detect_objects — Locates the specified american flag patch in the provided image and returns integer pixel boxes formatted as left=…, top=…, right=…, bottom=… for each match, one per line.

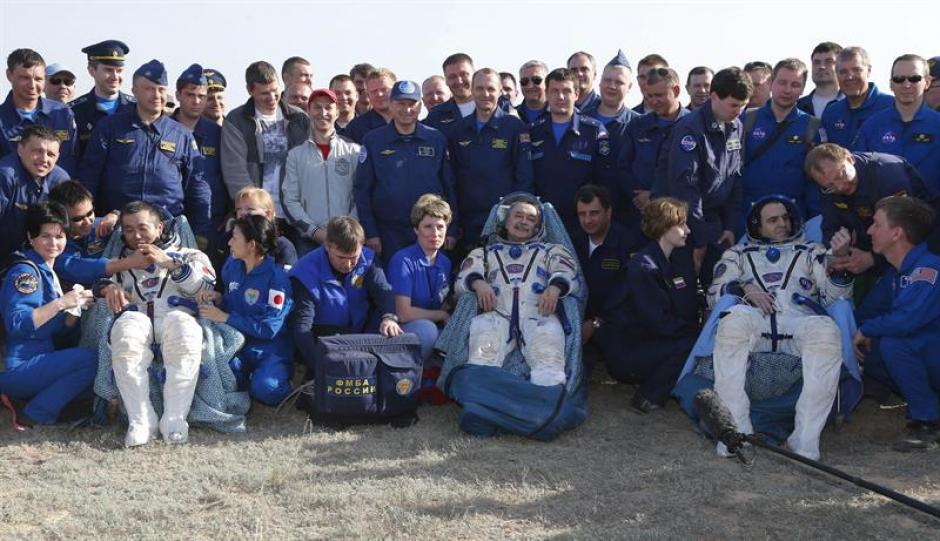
left=906, top=267, right=938, bottom=286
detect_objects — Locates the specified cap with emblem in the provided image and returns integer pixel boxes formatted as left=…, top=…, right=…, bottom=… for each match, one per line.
left=204, top=68, right=227, bottom=91
left=607, top=49, right=632, bottom=70
left=177, top=63, right=207, bottom=87
left=390, top=80, right=421, bottom=101
left=309, top=88, right=337, bottom=105
left=134, top=59, right=168, bottom=86
left=81, top=39, right=129, bottom=66
left=45, top=64, right=75, bottom=79
left=929, top=57, right=940, bottom=81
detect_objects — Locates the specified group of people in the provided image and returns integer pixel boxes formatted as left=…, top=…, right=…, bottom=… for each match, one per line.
left=1, top=38, right=939, bottom=458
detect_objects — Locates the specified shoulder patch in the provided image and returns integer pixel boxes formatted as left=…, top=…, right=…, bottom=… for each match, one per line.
left=14, top=272, right=39, bottom=294
left=358, top=146, right=368, bottom=164
left=680, top=135, right=697, bottom=152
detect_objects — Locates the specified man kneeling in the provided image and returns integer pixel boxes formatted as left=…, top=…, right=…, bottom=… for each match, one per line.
left=709, top=195, right=852, bottom=459
left=455, top=195, right=579, bottom=386
left=95, top=201, right=215, bottom=446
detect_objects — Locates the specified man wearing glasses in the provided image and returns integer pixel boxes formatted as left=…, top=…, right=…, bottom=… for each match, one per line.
left=856, top=54, right=940, bottom=194
left=44, top=64, right=76, bottom=104
left=632, top=54, right=669, bottom=114
left=805, top=143, right=929, bottom=278
left=515, top=60, right=549, bottom=125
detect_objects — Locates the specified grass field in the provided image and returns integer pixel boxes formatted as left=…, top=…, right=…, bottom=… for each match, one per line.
left=1, top=370, right=938, bottom=540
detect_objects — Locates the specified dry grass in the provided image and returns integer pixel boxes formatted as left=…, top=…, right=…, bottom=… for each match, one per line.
left=1, top=370, right=938, bottom=540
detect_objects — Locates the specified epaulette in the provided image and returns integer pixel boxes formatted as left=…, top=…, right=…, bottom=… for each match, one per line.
left=68, top=95, right=89, bottom=108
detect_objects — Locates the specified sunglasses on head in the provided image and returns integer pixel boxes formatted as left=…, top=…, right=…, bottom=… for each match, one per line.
left=520, top=76, right=543, bottom=87
left=49, top=77, right=75, bottom=86
left=891, top=75, right=923, bottom=84
left=70, top=209, right=94, bottom=223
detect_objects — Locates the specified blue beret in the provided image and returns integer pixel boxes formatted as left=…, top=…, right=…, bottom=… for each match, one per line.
left=134, top=59, right=168, bottom=86
left=607, top=49, right=632, bottom=70
left=177, top=63, right=207, bottom=87
left=204, top=68, right=227, bottom=91
left=390, top=80, right=421, bottom=101
left=81, top=40, right=129, bottom=66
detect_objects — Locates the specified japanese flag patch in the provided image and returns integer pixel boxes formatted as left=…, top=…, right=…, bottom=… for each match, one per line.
left=268, top=289, right=286, bottom=310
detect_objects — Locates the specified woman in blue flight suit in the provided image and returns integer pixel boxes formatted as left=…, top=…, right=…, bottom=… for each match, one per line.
left=0, top=202, right=97, bottom=428
left=593, top=197, right=700, bottom=413
left=197, top=214, right=293, bottom=406
left=387, top=194, right=453, bottom=362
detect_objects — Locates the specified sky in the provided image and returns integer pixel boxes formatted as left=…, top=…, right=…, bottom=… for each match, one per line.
left=1, top=0, right=938, bottom=106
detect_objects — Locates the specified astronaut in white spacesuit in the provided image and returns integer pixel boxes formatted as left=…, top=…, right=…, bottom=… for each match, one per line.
left=455, top=194, right=580, bottom=386
left=708, top=195, right=853, bottom=460
left=95, top=201, right=215, bottom=447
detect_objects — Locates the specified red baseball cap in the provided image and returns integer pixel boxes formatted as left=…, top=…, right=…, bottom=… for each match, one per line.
left=308, top=88, right=337, bottom=106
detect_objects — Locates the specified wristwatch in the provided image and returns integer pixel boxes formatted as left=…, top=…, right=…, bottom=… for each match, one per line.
left=381, top=313, right=400, bottom=323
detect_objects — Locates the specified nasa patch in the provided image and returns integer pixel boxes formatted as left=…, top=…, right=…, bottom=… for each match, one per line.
left=881, top=131, right=897, bottom=145
left=358, top=146, right=368, bottom=164
left=680, top=135, right=697, bottom=152
left=752, top=127, right=767, bottom=140
left=714, top=263, right=727, bottom=278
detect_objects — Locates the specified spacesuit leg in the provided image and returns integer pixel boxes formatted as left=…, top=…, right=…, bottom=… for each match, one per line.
left=157, top=310, right=203, bottom=444
left=786, top=315, right=842, bottom=460
left=110, top=311, right=159, bottom=447
left=468, top=312, right=512, bottom=368
left=713, top=306, right=765, bottom=437
left=521, top=315, right=567, bottom=386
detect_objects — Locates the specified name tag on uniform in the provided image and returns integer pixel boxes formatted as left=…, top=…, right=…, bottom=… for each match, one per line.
left=672, top=276, right=687, bottom=289
left=786, top=135, right=804, bottom=144
left=201, top=145, right=217, bottom=156
left=159, top=140, right=177, bottom=152
left=726, top=138, right=742, bottom=151
left=569, top=151, right=592, bottom=162
left=491, top=138, right=508, bottom=149
left=913, top=133, right=934, bottom=144
left=54, top=130, right=70, bottom=142
left=600, top=259, right=621, bottom=271
left=115, top=138, right=134, bottom=144
left=417, top=146, right=435, bottom=157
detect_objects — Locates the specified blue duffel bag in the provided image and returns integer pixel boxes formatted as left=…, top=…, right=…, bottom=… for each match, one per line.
left=295, top=333, right=423, bottom=427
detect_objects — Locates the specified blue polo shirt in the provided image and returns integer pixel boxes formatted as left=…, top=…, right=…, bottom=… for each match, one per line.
left=856, top=102, right=940, bottom=193
left=387, top=243, right=451, bottom=310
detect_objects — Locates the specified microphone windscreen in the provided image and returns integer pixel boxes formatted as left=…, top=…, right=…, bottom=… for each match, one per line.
left=693, top=389, right=742, bottom=448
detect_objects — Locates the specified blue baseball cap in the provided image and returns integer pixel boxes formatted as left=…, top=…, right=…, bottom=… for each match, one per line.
left=134, top=59, right=168, bottom=86
left=204, top=68, right=227, bottom=91
left=390, top=80, right=421, bottom=101
left=177, top=63, right=207, bottom=87
left=45, top=64, right=75, bottom=79
left=81, top=40, right=129, bottom=66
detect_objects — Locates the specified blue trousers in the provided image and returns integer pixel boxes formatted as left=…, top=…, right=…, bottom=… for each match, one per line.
left=402, top=319, right=439, bottom=361
left=0, top=348, right=97, bottom=423
left=867, top=333, right=940, bottom=422
left=229, top=345, right=293, bottom=406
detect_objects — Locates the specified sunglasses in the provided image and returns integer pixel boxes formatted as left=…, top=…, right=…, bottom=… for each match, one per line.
left=49, top=77, right=75, bottom=86
left=520, top=76, right=543, bottom=87
left=891, top=75, right=924, bottom=84
left=70, top=209, right=94, bottom=223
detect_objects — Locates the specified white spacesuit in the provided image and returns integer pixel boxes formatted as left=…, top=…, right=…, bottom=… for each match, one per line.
left=107, top=233, right=215, bottom=446
left=708, top=196, right=852, bottom=460
left=455, top=196, right=580, bottom=386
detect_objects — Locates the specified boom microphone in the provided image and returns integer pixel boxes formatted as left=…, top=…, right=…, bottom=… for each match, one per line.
left=692, top=389, right=940, bottom=521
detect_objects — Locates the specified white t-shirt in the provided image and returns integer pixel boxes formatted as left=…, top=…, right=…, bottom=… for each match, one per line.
left=457, top=100, right=476, bottom=117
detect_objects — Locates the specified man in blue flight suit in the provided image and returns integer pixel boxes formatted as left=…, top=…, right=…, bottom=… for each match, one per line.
left=1, top=48, right=78, bottom=175
left=662, top=66, right=752, bottom=286
left=515, top=60, right=549, bottom=125
left=424, top=53, right=477, bottom=138
left=739, top=58, right=821, bottom=235
left=821, top=46, right=893, bottom=149
left=806, top=143, right=929, bottom=278
left=632, top=54, right=670, bottom=115
left=568, top=51, right=601, bottom=112
left=581, top=50, right=639, bottom=166
left=619, top=67, right=690, bottom=230
left=171, top=64, right=228, bottom=269
left=856, top=54, right=940, bottom=193
left=355, top=79, right=458, bottom=263
left=573, top=184, right=637, bottom=345
left=288, top=216, right=402, bottom=370
left=530, top=68, right=614, bottom=239
left=854, top=196, right=940, bottom=451
left=0, top=126, right=69, bottom=264
left=68, top=40, right=135, bottom=160
left=77, top=59, right=211, bottom=241
left=448, top=68, right=532, bottom=252
left=202, top=68, right=226, bottom=126
left=343, top=68, right=395, bottom=144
